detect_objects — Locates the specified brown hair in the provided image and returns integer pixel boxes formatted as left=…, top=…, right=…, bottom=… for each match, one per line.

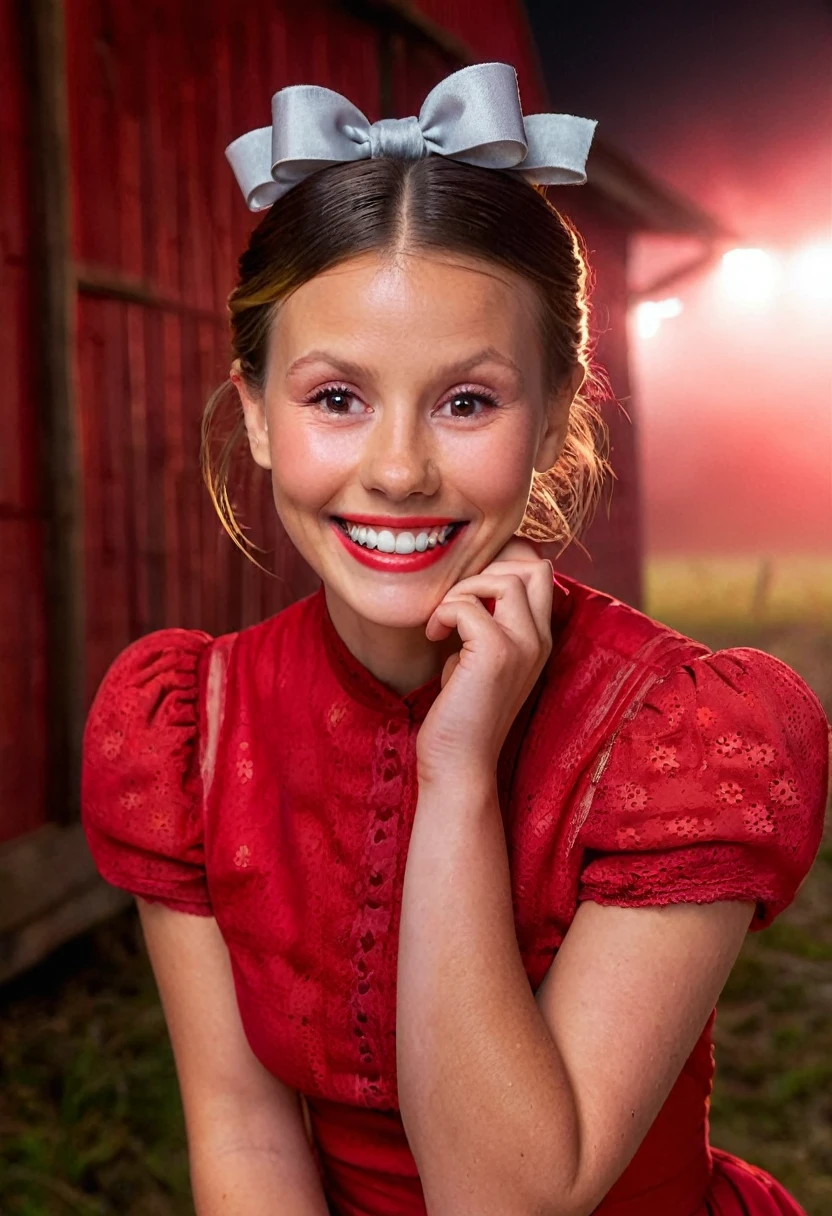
left=202, top=155, right=612, bottom=562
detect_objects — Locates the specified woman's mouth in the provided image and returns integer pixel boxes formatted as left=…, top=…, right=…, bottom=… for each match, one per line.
left=330, top=516, right=468, bottom=572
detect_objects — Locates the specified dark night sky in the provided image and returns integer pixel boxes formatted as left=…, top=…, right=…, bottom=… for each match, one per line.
left=525, top=0, right=832, bottom=243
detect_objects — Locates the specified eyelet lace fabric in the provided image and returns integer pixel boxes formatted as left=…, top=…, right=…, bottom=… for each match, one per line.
left=81, top=627, right=214, bottom=917
left=80, top=578, right=830, bottom=1216
left=578, top=647, right=830, bottom=930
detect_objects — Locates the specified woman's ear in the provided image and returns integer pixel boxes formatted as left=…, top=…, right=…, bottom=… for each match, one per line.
left=533, top=364, right=586, bottom=474
left=231, top=360, right=272, bottom=471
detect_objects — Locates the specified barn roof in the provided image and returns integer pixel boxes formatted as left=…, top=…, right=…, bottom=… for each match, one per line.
left=584, top=140, right=732, bottom=240
left=349, top=0, right=731, bottom=239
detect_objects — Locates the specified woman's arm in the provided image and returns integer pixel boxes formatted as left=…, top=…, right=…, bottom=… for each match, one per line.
left=397, top=776, right=752, bottom=1216
left=137, top=899, right=330, bottom=1216
left=399, top=545, right=753, bottom=1216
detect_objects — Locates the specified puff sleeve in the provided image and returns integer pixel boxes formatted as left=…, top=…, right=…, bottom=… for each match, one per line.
left=81, top=629, right=214, bottom=916
left=577, top=648, right=830, bottom=930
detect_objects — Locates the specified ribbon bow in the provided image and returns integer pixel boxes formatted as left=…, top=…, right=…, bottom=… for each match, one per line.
left=226, top=61, right=597, bottom=211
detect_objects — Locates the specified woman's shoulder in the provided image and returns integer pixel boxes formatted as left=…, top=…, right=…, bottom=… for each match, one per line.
left=221, top=585, right=325, bottom=667
left=561, top=583, right=830, bottom=930
left=79, top=589, right=325, bottom=913
left=550, top=574, right=829, bottom=745
left=539, top=575, right=713, bottom=731
left=84, top=626, right=215, bottom=744
left=81, top=627, right=215, bottom=915
left=532, top=577, right=830, bottom=929
left=550, top=574, right=710, bottom=670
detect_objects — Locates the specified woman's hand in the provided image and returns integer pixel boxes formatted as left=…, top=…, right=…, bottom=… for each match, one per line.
left=416, top=538, right=554, bottom=787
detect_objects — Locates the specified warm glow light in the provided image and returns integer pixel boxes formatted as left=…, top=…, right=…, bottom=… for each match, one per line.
left=720, top=248, right=780, bottom=303
left=635, top=297, right=683, bottom=339
left=790, top=243, right=832, bottom=301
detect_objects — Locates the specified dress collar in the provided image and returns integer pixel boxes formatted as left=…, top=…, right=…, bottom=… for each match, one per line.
left=315, top=586, right=442, bottom=723
left=314, top=576, right=575, bottom=726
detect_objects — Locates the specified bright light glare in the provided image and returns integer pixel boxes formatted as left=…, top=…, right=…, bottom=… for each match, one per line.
left=790, top=244, right=832, bottom=300
left=636, top=297, right=683, bottom=339
left=720, top=248, right=780, bottom=303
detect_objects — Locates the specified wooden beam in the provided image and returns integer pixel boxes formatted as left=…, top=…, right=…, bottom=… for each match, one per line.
left=76, top=262, right=225, bottom=324
left=629, top=246, right=721, bottom=303
left=340, top=0, right=474, bottom=64
left=0, top=823, right=131, bottom=984
left=23, top=0, right=84, bottom=826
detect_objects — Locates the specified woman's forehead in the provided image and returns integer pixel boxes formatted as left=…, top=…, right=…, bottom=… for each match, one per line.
left=271, top=251, right=541, bottom=370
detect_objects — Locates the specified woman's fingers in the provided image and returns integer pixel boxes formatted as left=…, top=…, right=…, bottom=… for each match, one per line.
left=426, top=592, right=503, bottom=643
left=440, top=650, right=461, bottom=690
left=444, top=562, right=553, bottom=642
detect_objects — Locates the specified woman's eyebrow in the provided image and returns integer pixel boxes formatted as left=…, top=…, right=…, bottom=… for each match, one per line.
left=286, top=346, right=523, bottom=383
left=286, top=351, right=372, bottom=380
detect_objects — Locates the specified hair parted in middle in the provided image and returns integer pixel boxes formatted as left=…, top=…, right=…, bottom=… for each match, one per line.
left=202, top=154, right=613, bottom=566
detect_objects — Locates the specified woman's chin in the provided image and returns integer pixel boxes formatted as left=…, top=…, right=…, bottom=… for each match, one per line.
left=341, top=589, right=442, bottom=632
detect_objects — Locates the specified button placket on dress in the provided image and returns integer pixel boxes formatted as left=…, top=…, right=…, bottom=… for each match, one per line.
left=347, top=710, right=412, bottom=1103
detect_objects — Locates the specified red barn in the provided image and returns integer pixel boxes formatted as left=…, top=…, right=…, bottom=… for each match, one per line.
left=0, top=0, right=722, bottom=979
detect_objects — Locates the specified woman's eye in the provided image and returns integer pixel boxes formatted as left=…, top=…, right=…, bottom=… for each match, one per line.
left=437, top=391, right=500, bottom=419
left=307, top=387, right=363, bottom=415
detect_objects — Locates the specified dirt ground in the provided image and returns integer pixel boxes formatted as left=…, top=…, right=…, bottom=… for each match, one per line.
left=2, top=557, right=830, bottom=1214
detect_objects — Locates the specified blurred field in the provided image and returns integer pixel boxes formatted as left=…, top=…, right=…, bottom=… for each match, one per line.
left=1, top=554, right=830, bottom=1214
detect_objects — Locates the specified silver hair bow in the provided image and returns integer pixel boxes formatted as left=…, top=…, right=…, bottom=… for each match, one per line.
left=226, top=61, right=597, bottom=211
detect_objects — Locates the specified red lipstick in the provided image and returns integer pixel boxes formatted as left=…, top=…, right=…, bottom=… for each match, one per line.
left=333, top=514, right=459, bottom=528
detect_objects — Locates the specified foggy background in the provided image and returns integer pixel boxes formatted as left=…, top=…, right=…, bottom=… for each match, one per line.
left=528, top=0, right=832, bottom=554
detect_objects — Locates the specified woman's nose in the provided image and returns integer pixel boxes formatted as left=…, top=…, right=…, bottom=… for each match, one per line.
left=359, top=410, right=440, bottom=500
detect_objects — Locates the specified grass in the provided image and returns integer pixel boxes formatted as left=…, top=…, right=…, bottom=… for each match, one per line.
left=0, top=915, right=192, bottom=1215
left=1, top=553, right=830, bottom=1214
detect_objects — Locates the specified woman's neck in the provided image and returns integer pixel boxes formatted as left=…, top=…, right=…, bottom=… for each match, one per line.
left=324, top=585, right=458, bottom=697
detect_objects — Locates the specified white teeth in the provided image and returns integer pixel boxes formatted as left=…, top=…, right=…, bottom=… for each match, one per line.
left=395, top=532, right=416, bottom=554
left=341, top=520, right=460, bottom=552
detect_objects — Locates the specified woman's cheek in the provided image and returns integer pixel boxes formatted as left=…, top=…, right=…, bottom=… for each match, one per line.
left=268, top=415, right=359, bottom=515
left=452, top=430, right=536, bottom=519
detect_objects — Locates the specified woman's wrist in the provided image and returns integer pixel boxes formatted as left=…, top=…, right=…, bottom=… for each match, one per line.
left=415, top=762, right=499, bottom=808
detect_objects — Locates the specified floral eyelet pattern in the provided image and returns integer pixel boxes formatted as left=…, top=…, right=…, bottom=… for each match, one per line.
left=579, top=647, right=829, bottom=929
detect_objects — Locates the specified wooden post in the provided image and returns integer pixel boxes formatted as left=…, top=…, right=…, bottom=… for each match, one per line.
left=22, top=0, right=84, bottom=825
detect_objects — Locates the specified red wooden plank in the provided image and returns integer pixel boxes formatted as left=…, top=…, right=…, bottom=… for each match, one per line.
left=124, top=303, right=150, bottom=637
left=0, top=0, right=48, bottom=844
left=0, top=520, right=48, bottom=843
left=160, top=312, right=184, bottom=627
left=76, top=296, right=107, bottom=703
left=0, top=0, right=30, bottom=259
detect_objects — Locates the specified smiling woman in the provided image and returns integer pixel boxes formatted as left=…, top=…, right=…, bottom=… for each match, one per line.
left=80, top=63, right=829, bottom=1216
left=204, top=149, right=610, bottom=566
left=230, top=244, right=589, bottom=652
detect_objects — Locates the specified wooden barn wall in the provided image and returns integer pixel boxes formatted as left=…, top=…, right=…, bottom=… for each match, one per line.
left=1, top=0, right=640, bottom=851
left=0, top=0, right=48, bottom=844
left=66, top=0, right=382, bottom=709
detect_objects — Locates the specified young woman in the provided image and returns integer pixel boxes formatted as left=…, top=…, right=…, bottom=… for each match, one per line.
left=81, top=64, right=829, bottom=1216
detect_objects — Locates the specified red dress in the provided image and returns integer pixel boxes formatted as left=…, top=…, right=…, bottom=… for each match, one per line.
left=81, top=576, right=829, bottom=1216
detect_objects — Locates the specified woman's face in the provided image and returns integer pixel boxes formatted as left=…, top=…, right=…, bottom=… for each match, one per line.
left=239, top=250, right=574, bottom=630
